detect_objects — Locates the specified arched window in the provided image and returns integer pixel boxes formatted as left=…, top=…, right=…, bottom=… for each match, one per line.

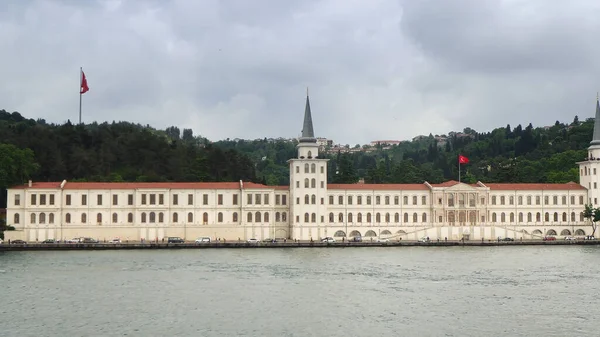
left=158, top=212, right=164, bottom=223
left=553, top=212, right=558, bottom=222
left=304, top=195, right=309, bottom=204
left=413, top=213, right=418, bottom=223
left=492, top=213, right=497, bottom=222
left=395, top=213, right=399, bottom=223
left=311, top=213, right=316, bottom=223
left=49, top=213, right=54, bottom=224
left=311, top=195, right=316, bottom=204
left=187, top=212, right=193, bottom=223
left=218, top=212, right=223, bottom=223
left=311, top=178, right=316, bottom=188
left=367, top=213, right=372, bottom=223
left=141, top=212, right=147, bottom=223
left=376, top=196, right=381, bottom=205
left=30, top=213, right=37, bottom=224
left=527, top=212, right=532, bottom=222
left=311, top=163, right=316, bottom=173
left=545, top=212, right=550, bottom=222
left=329, top=213, right=334, bottom=222
left=338, top=213, right=344, bottom=222
left=501, top=213, right=506, bottom=222
left=233, top=212, right=238, bottom=222
left=304, top=163, right=309, bottom=173
left=385, top=213, right=390, bottom=223
left=255, top=211, right=261, bottom=222
left=128, top=213, right=134, bottom=223
left=404, top=213, right=409, bottom=223
left=247, top=212, right=253, bottom=222
left=276, top=212, right=281, bottom=222
left=357, top=213, right=363, bottom=223
left=39, top=213, right=46, bottom=224
left=562, top=212, right=567, bottom=222
left=304, top=178, right=309, bottom=188
left=149, top=212, right=156, bottom=223
left=385, top=196, right=390, bottom=205
left=172, top=212, right=178, bottom=223
left=375, top=213, right=381, bottom=223
left=304, top=213, right=309, bottom=222
left=518, top=212, right=523, bottom=223
left=112, top=213, right=118, bottom=223
left=14, top=213, right=20, bottom=224
left=348, top=213, right=353, bottom=222
left=264, top=212, right=270, bottom=222
left=422, top=213, right=427, bottom=222
left=81, top=213, right=87, bottom=223
left=65, top=213, right=71, bottom=224
left=307, top=151, right=312, bottom=158
left=509, top=213, right=514, bottom=223
left=282, top=212, right=287, bottom=221
left=403, top=196, right=408, bottom=205
left=536, top=212, right=541, bottom=222
left=97, top=213, right=102, bottom=223
left=571, top=212, right=576, bottom=222
left=203, top=212, right=209, bottom=224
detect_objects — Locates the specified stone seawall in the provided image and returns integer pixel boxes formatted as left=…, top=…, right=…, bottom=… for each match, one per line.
left=1, top=240, right=599, bottom=251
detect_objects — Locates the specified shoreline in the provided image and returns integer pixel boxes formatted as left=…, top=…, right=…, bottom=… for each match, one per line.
left=1, top=239, right=599, bottom=251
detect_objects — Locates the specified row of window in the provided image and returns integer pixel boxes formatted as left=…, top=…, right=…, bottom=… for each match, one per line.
left=295, top=163, right=325, bottom=174
left=489, top=195, right=585, bottom=206
left=295, top=178, right=325, bottom=189
left=328, top=195, right=428, bottom=206
left=20, top=193, right=288, bottom=207
left=17, top=211, right=289, bottom=225
left=582, top=166, right=596, bottom=176
left=490, top=211, right=585, bottom=223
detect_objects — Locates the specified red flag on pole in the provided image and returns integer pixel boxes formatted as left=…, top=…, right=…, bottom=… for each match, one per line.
left=80, top=71, right=89, bottom=94
left=458, top=154, right=469, bottom=164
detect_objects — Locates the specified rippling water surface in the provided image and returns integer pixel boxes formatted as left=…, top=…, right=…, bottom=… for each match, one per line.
left=2, top=246, right=599, bottom=337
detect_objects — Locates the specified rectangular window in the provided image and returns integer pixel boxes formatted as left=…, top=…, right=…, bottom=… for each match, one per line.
left=172, top=194, right=178, bottom=205
left=49, top=194, right=55, bottom=205
left=571, top=196, right=575, bottom=205
left=296, top=197, right=300, bottom=205
left=141, top=194, right=147, bottom=205
left=536, top=196, right=541, bottom=205
left=339, top=196, right=343, bottom=205
left=233, top=194, right=238, bottom=205
left=97, top=194, right=103, bottom=206
left=255, top=194, right=261, bottom=205
left=320, top=198, right=324, bottom=205
left=247, top=194, right=252, bottom=205
left=412, top=196, right=417, bottom=205
left=31, top=194, right=37, bottom=205
left=320, top=181, right=324, bottom=188
left=81, top=195, right=87, bottom=206
left=40, top=194, right=46, bottom=205
left=394, top=196, right=399, bottom=205
left=282, top=195, right=287, bottom=205
left=113, top=195, right=118, bottom=206
left=329, top=196, right=334, bottom=204
left=275, top=195, right=281, bottom=205
left=422, top=196, right=427, bottom=205
left=553, top=196, right=558, bottom=204
left=218, top=194, right=223, bottom=205
left=65, top=194, right=71, bottom=205
left=357, top=196, right=362, bottom=205
left=264, top=194, right=269, bottom=205
left=580, top=196, right=584, bottom=205
left=203, top=194, right=209, bottom=205
left=15, top=194, right=21, bottom=206
left=348, top=196, right=353, bottom=205
left=150, top=194, right=156, bottom=205
left=159, top=194, right=164, bottom=205
left=188, top=194, right=193, bottom=205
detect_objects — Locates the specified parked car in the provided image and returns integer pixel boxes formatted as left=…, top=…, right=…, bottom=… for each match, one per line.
left=501, top=237, right=515, bottom=242
left=168, top=237, right=185, bottom=243
left=195, top=237, right=211, bottom=244
left=564, top=236, right=575, bottom=241
left=322, top=237, right=335, bottom=243
left=246, top=238, right=259, bottom=244
left=377, top=238, right=390, bottom=243
left=81, top=237, right=99, bottom=243
left=109, top=238, right=122, bottom=244
left=262, top=238, right=277, bottom=243
left=419, top=237, right=430, bottom=243
left=42, top=239, right=57, bottom=244
left=543, top=236, right=556, bottom=241
left=11, top=239, right=26, bottom=244
left=350, top=236, right=362, bottom=242
left=67, top=238, right=81, bottom=243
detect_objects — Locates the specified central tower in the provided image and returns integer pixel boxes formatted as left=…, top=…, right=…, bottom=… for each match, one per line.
left=288, top=91, right=329, bottom=240
left=578, top=97, right=600, bottom=206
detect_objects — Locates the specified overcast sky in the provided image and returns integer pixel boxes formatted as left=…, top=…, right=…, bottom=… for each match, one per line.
left=1, top=0, right=600, bottom=145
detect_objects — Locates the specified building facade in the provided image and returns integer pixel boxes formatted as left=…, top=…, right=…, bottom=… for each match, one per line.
left=4, top=97, right=598, bottom=242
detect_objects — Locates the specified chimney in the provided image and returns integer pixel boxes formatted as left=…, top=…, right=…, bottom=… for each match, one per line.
left=358, top=178, right=365, bottom=184
left=28, top=180, right=32, bottom=188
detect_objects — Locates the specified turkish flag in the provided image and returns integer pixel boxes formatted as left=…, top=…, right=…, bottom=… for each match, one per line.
left=80, top=71, right=89, bottom=94
left=458, top=154, right=469, bottom=164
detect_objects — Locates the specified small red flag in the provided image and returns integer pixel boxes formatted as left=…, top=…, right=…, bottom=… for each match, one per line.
left=458, top=154, right=469, bottom=164
left=80, top=71, right=89, bottom=94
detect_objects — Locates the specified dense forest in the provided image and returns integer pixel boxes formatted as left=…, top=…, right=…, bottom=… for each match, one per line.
left=0, top=109, right=593, bottom=211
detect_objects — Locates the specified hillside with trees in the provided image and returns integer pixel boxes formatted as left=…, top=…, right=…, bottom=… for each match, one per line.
left=0, top=109, right=593, bottom=210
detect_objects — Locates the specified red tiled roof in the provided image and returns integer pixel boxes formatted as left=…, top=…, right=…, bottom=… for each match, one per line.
left=327, top=183, right=429, bottom=191
left=11, top=181, right=287, bottom=190
left=483, top=182, right=586, bottom=191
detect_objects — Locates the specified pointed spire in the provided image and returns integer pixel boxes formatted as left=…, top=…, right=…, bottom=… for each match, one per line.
left=300, top=89, right=316, bottom=142
left=592, top=95, right=600, bottom=146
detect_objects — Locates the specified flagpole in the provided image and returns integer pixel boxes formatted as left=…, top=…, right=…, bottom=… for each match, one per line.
left=79, top=67, right=82, bottom=124
left=458, top=159, right=461, bottom=183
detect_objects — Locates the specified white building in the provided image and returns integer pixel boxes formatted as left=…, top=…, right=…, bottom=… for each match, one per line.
left=4, top=96, right=598, bottom=242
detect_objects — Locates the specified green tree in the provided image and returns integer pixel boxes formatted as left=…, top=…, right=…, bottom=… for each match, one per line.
left=583, top=204, right=599, bottom=237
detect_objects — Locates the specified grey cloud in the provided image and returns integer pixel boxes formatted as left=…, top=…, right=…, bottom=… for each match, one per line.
left=0, top=0, right=598, bottom=145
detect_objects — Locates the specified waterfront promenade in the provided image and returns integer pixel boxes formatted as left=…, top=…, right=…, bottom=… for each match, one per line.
left=1, top=238, right=599, bottom=251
